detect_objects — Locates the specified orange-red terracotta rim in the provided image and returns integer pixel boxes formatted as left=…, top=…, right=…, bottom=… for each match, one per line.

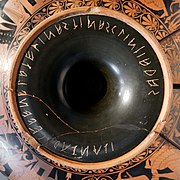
left=8, top=7, right=172, bottom=170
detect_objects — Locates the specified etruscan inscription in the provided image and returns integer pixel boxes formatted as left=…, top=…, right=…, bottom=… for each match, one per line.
left=15, top=14, right=164, bottom=163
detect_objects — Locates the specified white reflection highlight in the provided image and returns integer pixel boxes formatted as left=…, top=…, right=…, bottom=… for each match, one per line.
left=122, top=89, right=131, bottom=104
left=0, top=141, right=8, bottom=152
left=3, top=62, right=10, bottom=72
left=110, top=63, right=120, bottom=75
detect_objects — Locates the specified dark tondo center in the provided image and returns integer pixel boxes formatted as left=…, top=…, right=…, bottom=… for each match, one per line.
left=63, top=61, right=107, bottom=111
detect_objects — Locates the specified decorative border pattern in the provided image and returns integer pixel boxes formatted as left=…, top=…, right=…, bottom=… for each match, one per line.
left=0, top=0, right=179, bottom=179
left=1, top=7, right=173, bottom=177
left=11, top=0, right=171, bottom=49
left=160, top=30, right=180, bottom=84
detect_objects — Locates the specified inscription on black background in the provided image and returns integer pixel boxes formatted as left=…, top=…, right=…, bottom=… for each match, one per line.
left=16, top=14, right=164, bottom=163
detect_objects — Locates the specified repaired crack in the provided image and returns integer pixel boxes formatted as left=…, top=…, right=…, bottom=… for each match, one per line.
left=9, top=88, right=180, bottom=150
left=9, top=89, right=79, bottom=133
left=42, top=124, right=150, bottom=147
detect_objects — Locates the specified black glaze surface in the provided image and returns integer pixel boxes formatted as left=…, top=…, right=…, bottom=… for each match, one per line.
left=16, top=14, right=164, bottom=163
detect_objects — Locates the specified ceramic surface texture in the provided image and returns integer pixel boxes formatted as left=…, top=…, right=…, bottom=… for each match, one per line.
left=0, top=0, right=179, bottom=179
